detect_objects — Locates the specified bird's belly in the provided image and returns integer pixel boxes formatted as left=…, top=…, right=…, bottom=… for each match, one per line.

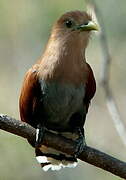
left=40, top=80, right=85, bottom=130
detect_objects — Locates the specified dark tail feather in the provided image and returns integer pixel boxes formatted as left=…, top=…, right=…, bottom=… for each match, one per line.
left=35, top=147, right=77, bottom=171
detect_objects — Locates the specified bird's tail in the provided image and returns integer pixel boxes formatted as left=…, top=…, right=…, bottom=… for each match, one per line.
left=35, top=131, right=78, bottom=171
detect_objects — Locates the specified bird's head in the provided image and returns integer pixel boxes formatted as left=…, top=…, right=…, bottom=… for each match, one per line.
left=50, top=11, right=98, bottom=50
left=40, top=11, right=98, bottom=81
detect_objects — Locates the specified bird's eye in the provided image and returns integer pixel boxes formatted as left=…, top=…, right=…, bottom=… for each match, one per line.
left=65, top=20, right=73, bottom=28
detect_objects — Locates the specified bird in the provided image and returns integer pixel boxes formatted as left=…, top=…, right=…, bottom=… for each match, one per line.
left=19, top=10, right=97, bottom=171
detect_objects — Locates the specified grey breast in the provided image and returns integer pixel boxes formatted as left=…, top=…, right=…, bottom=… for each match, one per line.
left=40, top=80, right=85, bottom=126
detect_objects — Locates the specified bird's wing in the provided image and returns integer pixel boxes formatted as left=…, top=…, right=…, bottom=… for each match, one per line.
left=19, top=65, right=42, bottom=128
left=84, top=63, right=96, bottom=113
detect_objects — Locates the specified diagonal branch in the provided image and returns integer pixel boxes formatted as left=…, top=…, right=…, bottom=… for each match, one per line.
left=87, top=0, right=126, bottom=147
left=0, top=114, right=126, bottom=179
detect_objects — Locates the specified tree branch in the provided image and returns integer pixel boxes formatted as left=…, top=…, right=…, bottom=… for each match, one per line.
left=87, top=0, right=126, bottom=147
left=0, top=114, right=126, bottom=179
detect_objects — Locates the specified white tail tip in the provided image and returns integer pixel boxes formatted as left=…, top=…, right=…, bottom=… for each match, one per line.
left=36, top=156, right=77, bottom=171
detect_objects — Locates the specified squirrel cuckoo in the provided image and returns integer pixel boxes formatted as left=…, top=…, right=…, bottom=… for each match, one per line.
left=19, top=11, right=97, bottom=171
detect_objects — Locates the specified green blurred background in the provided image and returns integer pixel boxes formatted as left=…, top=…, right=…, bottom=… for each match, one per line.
left=0, top=0, right=126, bottom=179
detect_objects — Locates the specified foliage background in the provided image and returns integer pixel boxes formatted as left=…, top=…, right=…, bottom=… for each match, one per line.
left=0, top=0, right=126, bottom=179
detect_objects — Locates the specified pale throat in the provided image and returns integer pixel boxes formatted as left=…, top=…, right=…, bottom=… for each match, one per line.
left=39, top=34, right=88, bottom=82
left=44, top=35, right=86, bottom=64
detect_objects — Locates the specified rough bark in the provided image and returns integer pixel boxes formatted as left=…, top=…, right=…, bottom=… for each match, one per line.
left=0, top=114, right=126, bottom=179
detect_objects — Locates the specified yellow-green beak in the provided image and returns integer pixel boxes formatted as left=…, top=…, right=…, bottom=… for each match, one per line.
left=74, top=21, right=98, bottom=31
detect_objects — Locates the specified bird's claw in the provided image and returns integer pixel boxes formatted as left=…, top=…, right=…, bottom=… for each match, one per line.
left=73, top=127, right=86, bottom=158
left=74, top=136, right=86, bottom=158
left=35, top=124, right=46, bottom=148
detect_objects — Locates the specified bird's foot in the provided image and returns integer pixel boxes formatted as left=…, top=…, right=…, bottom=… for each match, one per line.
left=35, top=124, right=46, bottom=148
left=74, top=128, right=86, bottom=158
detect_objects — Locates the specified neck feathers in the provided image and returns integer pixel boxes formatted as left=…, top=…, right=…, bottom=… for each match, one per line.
left=38, top=36, right=88, bottom=85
